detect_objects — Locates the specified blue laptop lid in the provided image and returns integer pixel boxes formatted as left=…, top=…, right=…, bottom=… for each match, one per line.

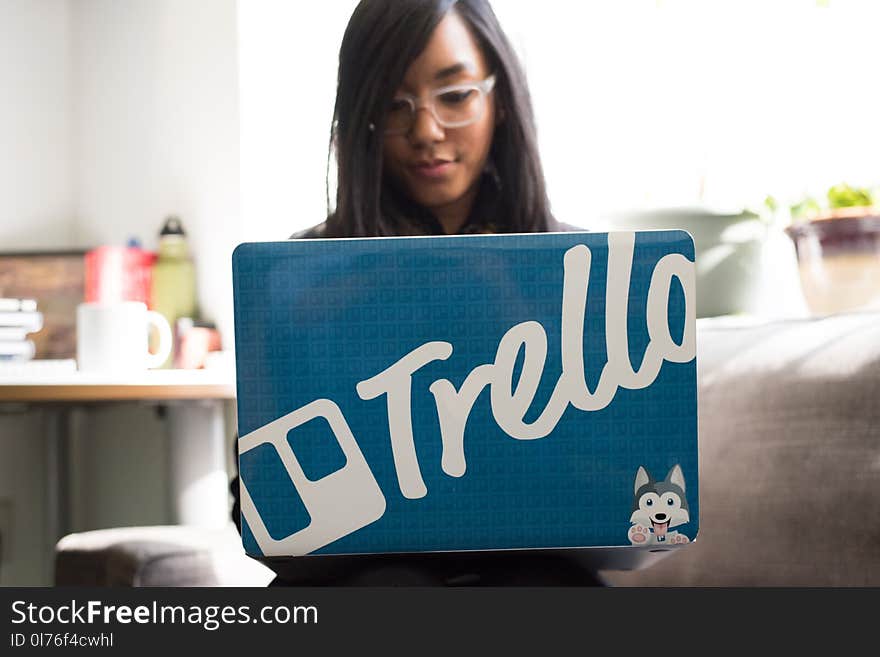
left=232, top=230, right=698, bottom=558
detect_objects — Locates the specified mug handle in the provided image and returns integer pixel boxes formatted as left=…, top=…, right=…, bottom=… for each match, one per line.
left=145, top=311, right=173, bottom=369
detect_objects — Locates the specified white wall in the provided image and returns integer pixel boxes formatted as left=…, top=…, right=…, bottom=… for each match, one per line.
left=74, top=0, right=241, bottom=344
left=496, top=0, right=880, bottom=222
left=238, top=0, right=356, bottom=240
left=1, top=0, right=242, bottom=337
left=0, top=0, right=75, bottom=251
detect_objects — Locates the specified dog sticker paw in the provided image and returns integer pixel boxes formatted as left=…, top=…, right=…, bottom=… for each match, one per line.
left=628, top=524, right=651, bottom=544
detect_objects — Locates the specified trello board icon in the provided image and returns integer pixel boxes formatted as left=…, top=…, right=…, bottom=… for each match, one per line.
left=232, top=231, right=698, bottom=558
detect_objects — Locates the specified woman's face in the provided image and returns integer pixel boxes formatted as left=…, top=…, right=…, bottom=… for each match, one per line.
left=382, top=12, right=497, bottom=229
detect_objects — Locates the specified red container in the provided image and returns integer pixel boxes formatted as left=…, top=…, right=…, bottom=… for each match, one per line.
left=84, top=246, right=157, bottom=306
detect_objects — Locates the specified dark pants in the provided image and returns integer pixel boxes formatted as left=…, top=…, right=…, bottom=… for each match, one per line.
left=265, top=551, right=604, bottom=587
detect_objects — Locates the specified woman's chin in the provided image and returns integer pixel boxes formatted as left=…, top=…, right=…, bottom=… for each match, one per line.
left=406, top=187, right=465, bottom=212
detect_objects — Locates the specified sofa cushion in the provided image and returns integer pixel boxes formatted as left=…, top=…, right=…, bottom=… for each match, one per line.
left=55, top=524, right=274, bottom=586
left=603, top=311, right=880, bottom=586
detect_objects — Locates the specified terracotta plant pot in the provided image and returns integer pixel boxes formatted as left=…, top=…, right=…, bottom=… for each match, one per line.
left=784, top=210, right=880, bottom=315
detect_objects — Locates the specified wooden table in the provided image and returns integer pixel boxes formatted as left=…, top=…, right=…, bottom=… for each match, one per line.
left=0, top=367, right=237, bottom=558
left=0, top=368, right=236, bottom=402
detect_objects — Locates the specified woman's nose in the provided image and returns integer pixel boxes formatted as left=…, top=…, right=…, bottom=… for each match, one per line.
left=408, top=106, right=445, bottom=145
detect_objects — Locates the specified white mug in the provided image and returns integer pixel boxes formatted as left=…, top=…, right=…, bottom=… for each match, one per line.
left=76, top=301, right=172, bottom=372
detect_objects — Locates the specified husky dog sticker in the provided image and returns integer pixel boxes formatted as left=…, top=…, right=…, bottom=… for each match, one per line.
left=628, top=465, right=690, bottom=545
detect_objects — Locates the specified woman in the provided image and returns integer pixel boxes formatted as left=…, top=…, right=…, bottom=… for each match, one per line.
left=232, top=0, right=597, bottom=585
left=314, top=0, right=556, bottom=238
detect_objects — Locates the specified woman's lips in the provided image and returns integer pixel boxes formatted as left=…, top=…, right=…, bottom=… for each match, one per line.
left=410, top=160, right=455, bottom=180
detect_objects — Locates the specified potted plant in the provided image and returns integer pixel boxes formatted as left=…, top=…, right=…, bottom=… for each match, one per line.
left=784, top=183, right=880, bottom=315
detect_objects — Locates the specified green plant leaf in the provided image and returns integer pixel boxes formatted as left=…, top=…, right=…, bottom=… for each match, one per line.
left=827, top=183, right=874, bottom=209
left=789, top=197, right=822, bottom=221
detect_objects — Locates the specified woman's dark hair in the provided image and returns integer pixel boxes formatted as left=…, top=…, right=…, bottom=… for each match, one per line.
left=324, top=0, right=556, bottom=237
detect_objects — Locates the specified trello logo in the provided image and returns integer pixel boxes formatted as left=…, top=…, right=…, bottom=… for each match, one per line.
left=239, top=399, right=386, bottom=557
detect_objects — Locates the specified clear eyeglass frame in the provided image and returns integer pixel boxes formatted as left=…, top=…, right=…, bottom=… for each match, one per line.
left=382, top=74, right=497, bottom=136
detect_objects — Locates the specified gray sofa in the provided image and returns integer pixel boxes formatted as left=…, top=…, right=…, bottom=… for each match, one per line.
left=55, top=311, right=880, bottom=586
left=606, top=310, right=880, bottom=586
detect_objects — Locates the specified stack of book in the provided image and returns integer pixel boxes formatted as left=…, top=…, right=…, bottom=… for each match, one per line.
left=0, top=298, right=43, bottom=361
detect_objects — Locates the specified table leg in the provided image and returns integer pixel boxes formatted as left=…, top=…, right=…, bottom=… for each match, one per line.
left=43, top=406, right=70, bottom=572
left=166, top=399, right=229, bottom=527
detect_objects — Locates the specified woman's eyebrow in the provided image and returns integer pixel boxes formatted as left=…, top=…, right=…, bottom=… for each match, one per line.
left=433, top=62, right=475, bottom=81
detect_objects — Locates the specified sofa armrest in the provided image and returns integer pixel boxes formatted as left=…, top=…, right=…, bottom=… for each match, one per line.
left=55, top=524, right=274, bottom=587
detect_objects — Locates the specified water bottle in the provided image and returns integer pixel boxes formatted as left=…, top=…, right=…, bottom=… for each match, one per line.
left=150, top=216, right=197, bottom=368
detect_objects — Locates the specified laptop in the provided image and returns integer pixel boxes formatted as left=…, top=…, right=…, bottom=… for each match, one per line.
left=232, top=229, right=698, bottom=575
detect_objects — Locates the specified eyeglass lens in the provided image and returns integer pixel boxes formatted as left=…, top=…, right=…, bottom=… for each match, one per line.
left=386, top=86, right=485, bottom=134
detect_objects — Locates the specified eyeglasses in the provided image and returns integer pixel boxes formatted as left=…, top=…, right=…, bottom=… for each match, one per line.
left=382, top=74, right=496, bottom=136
